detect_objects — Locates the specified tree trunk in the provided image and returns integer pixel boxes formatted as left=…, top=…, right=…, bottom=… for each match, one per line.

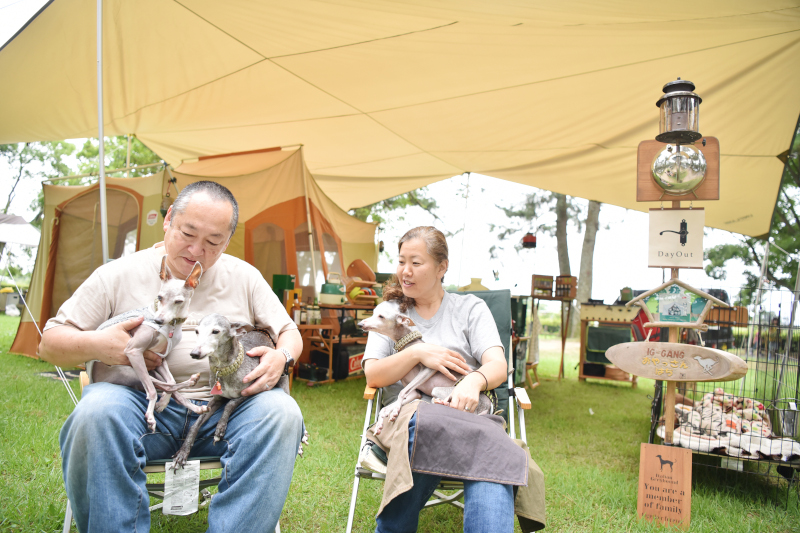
left=554, top=194, right=573, bottom=337
left=555, top=194, right=570, bottom=275
left=571, top=201, right=602, bottom=336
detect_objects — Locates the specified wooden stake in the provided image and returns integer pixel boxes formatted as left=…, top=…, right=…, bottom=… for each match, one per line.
left=663, top=265, right=681, bottom=444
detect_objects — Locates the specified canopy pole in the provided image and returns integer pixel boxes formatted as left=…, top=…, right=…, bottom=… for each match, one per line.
left=300, top=147, right=318, bottom=294
left=97, top=0, right=109, bottom=263
left=126, top=134, right=132, bottom=178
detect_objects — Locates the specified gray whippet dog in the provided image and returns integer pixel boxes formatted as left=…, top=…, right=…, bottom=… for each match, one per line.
left=358, top=299, right=493, bottom=435
left=89, top=256, right=206, bottom=432
left=172, top=313, right=308, bottom=469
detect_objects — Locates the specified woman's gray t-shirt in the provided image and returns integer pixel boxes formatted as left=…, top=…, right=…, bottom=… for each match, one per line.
left=361, top=291, right=503, bottom=404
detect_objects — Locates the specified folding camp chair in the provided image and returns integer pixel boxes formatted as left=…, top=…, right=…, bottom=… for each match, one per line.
left=345, top=289, right=532, bottom=532
left=62, top=372, right=281, bottom=533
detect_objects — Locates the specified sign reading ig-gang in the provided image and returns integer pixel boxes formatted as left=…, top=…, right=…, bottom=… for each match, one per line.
left=637, top=443, right=692, bottom=529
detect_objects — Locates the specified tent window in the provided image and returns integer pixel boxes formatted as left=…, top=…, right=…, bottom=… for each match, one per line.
left=294, top=222, right=323, bottom=299
left=322, top=233, right=342, bottom=276
left=51, top=189, right=139, bottom=317
left=251, top=223, right=287, bottom=285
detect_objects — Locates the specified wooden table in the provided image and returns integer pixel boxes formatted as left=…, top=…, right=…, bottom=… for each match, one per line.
left=319, top=302, right=376, bottom=353
left=295, top=324, right=335, bottom=386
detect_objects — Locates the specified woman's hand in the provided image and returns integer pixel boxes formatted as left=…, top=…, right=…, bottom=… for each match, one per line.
left=433, top=371, right=485, bottom=412
left=413, top=344, right=472, bottom=381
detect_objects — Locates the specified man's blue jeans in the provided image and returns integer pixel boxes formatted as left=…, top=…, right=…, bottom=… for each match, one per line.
left=60, top=382, right=303, bottom=533
left=375, top=413, right=514, bottom=533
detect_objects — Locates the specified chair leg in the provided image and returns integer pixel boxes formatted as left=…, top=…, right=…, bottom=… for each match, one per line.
left=347, top=397, right=375, bottom=533
left=62, top=500, right=72, bottom=533
left=345, top=476, right=361, bottom=533
left=425, top=489, right=465, bottom=509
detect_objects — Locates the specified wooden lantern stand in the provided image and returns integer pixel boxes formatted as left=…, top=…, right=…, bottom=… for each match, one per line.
left=531, top=275, right=577, bottom=382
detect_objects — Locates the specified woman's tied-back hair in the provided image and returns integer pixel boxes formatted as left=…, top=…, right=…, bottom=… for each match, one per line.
left=382, top=226, right=449, bottom=311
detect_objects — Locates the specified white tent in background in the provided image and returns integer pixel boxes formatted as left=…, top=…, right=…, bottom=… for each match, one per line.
left=0, top=213, right=40, bottom=247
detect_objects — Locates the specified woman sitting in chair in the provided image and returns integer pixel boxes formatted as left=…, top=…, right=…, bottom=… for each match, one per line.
left=361, top=226, right=516, bottom=533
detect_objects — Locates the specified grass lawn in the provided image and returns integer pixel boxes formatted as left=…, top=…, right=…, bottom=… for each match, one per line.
left=1, top=315, right=798, bottom=532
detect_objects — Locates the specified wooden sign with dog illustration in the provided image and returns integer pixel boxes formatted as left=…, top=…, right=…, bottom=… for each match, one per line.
left=638, top=443, right=692, bottom=529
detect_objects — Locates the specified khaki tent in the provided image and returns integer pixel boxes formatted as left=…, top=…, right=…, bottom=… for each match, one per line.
left=1, top=1, right=798, bottom=237
left=10, top=148, right=377, bottom=357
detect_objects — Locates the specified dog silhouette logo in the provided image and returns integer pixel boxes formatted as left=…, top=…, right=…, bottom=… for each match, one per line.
left=655, top=454, right=674, bottom=472
left=693, top=355, right=718, bottom=375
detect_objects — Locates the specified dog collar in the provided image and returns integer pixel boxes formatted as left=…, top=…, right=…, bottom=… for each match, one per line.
left=212, top=341, right=245, bottom=378
left=169, top=317, right=186, bottom=327
left=394, top=331, right=422, bottom=352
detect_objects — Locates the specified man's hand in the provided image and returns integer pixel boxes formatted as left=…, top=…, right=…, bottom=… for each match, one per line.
left=241, top=346, right=285, bottom=396
left=99, top=316, right=163, bottom=371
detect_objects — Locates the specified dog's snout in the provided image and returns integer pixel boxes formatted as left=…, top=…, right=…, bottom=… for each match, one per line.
left=190, top=348, right=202, bottom=359
left=154, top=317, right=165, bottom=325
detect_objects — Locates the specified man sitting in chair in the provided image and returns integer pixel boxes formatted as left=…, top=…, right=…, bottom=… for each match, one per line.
left=39, top=181, right=304, bottom=533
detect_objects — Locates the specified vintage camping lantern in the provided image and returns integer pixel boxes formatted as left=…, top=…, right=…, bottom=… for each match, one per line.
left=521, top=232, right=537, bottom=249
left=655, top=78, right=702, bottom=144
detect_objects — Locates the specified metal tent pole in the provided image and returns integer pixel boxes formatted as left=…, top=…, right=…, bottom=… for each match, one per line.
left=299, top=147, right=318, bottom=293
left=97, top=0, right=109, bottom=263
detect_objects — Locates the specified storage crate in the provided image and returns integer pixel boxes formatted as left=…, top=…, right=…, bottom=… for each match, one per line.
left=532, top=275, right=553, bottom=298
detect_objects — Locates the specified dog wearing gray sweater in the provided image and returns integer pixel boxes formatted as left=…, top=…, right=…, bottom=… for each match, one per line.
left=171, top=313, right=303, bottom=469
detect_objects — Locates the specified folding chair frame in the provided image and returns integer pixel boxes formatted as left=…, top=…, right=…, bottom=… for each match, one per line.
left=61, top=372, right=281, bottom=533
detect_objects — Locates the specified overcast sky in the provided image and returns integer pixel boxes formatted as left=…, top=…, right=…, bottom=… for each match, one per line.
left=0, top=0, right=760, bottom=310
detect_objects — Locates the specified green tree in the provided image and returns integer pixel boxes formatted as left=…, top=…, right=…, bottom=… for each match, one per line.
left=349, top=187, right=444, bottom=261
left=1, top=141, right=75, bottom=215
left=704, top=118, right=800, bottom=305
left=349, top=189, right=441, bottom=227
left=26, top=136, right=162, bottom=230
left=491, top=191, right=603, bottom=337
left=76, top=135, right=161, bottom=177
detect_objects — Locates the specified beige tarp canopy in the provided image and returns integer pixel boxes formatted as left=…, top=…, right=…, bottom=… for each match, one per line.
left=1, top=1, right=799, bottom=237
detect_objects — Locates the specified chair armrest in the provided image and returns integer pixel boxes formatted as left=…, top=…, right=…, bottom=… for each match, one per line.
left=364, top=386, right=377, bottom=400
left=80, top=371, right=89, bottom=397
left=514, top=387, right=531, bottom=410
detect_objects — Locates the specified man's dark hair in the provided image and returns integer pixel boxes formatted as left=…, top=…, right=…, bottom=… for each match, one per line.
left=170, top=181, right=239, bottom=236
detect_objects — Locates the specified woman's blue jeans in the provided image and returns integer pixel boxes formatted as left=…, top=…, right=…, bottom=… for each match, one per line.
left=375, top=413, right=514, bottom=533
left=60, top=382, right=303, bottom=533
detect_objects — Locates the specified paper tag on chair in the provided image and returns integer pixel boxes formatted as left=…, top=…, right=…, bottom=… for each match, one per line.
left=163, top=460, right=200, bottom=515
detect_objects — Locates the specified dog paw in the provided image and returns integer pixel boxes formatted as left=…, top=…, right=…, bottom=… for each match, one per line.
left=301, top=431, right=310, bottom=445
left=297, top=443, right=304, bottom=457
left=171, top=452, right=188, bottom=471
left=188, top=373, right=200, bottom=385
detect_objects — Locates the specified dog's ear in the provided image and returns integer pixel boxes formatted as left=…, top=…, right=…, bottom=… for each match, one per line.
left=229, top=322, right=253, bottom=337
left=184, top=261, right=203, bottom=289
left=159, top=255, right=172, bottom=281
left=395, top=314, right=415, bottom=328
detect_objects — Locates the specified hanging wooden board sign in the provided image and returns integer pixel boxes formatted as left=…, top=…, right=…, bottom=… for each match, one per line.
left=605, top=342, right=747, bottom=382
left=638, top=443, right=692, bottom=529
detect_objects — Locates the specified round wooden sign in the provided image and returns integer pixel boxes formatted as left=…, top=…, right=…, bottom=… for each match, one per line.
left=605, top=342, right=747, bottom=382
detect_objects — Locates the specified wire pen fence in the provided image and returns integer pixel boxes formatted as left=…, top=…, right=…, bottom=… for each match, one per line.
left=649, top=284, right=800, bottom=508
